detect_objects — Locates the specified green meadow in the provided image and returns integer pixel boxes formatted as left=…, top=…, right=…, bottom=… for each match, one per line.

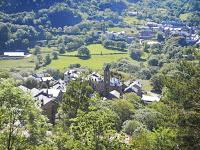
left=0, top=56, right=35, bottom=71
left=107, top=27, right=138, bottom=35
left=0, top=44, right=130, bottom=71
left=124, top=16, right=145, bottom=25
left=48, top=54, right=128, bottom=71
left=64, top=44, right=127, bottom=55
left=49, top=44, right=129, bottom=70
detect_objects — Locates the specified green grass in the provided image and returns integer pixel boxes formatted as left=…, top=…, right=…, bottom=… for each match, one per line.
left=179, top=13, right=192, bottom=21
left=108, top=27, right=127, bottom=32
left=0, top=46, right=54, bottom=71
left=30, top=46, right=54, bottom=54
left=87, top=44, right=127, bottom=54
left=48, top=44, right=130, bottom=70
left=0, top=56, right=35, bottom=71
left=141, top=52, right=150, bottom=60
left=124, top=16, right=145, bottom=25
left=63, top=44, right=127, bottom=56
left=0, top=44, right=144, bottom=72
left=107, top=27, right=138, bottom=35
left=0, top=44, right=128, bottom=71
left=48, top=54, right=129, bottom=71
left=141, top=80, right=153, bottom=91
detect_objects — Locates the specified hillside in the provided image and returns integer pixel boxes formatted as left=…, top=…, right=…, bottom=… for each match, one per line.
left=0, top=1, right=200, bottom=149
left=0, top=0, right=199, bottom=52
left=0, top=0, right=199, bottom=72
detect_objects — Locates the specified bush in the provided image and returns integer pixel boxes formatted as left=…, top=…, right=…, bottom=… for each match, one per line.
left=130, top=49, right=143, bottom=60
left=148, top=56, right=159, bottom=66
left=44, top=54, right=51, bottom=65
left=122, top=120, right=145, bottom=136
left=51, top=51, right=58, bottom=59
left=23, top=77, right=39, bottom=89
left=33, top=46, right=41, bottom=55
left=139, top=68, right=151, bottom=80
left=69, top=64, right=81, bottom=69
left=151, top=74, right=164, bottom=93
left=77, top=46, right=91, bottom=58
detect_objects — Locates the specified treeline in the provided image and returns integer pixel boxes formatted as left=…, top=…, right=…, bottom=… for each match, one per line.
left=0, top=0, right=125, bottom=52
left=133, top=0, right=200, bottom=25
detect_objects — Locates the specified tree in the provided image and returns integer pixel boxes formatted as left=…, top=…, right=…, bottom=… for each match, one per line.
left=139, top=68, right=151, bottom=80
left=151, top=74, right=164, bottom=93
left=151, top=127, right=177, bottom=150
left=128, top=43, right=143, bottom=61
left=116, top=41, right=127, bottom=50
left=59, top=79, right=93, bottom=125
left=77, top=46, right=91, bottom=58
left=0, top=23, right=9, bottom=49
left=122, top=120, right=145, bottom=136
left=143, top=42, right=150, bottom=52
left=134, top=108, right=163, bottom=130
left=110, top=99, right=135, bottom=129
left=69, top=109, right=119, bottom=150
left=148, top=56, right=159, bottom=66
left=157, top=32, right=164, bottom=42
left=36, top=54, right=43, bottom=63
left=44, top=54, right=51, bottom=65
left=133, top=127, right=177, bottom=150
left=69, top=63, right=81, bottom=69
left=33, top=46, right=41, bottom=55
left=46, top=68, right=63, bottom=80
left=129, top=49, right=143, bottom=60
left=51, top=51, right=58, bottom=59
left=0, top=79, right=49, bottom=149
left=23, top=77, right=39, bottom=89
left=164, top=61, right=200, bottom=149
left=58, top=44, right=65, bottom=54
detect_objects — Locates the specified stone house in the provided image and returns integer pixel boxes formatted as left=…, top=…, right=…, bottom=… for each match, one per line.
left=124, top=80, right=142, bottom=96
left=64, top=69, right=81, bottom=83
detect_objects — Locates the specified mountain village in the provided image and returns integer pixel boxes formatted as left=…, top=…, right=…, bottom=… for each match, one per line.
left=18, top=65, right=161, bottom=123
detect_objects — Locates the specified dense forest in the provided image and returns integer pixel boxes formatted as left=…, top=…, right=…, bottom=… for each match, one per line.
left=0, top=0, right=199, bottom=52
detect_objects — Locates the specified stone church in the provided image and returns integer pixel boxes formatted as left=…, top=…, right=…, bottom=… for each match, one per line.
left=88, top=65, right=123, bottom=97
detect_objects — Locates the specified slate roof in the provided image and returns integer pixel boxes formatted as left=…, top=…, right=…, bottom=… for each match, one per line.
left=109, top=90, right=120, bottom=99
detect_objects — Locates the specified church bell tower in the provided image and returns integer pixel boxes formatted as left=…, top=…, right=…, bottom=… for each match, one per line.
left=104, top=65, right=110, bottom=96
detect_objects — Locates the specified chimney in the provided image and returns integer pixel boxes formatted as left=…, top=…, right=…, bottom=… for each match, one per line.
left=41, top=99, right=44, bottom=107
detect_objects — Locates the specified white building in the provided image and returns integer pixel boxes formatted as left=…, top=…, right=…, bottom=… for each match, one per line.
left=105, top=31, right=126, bottom=40
left=89, top=72, right=103, bottom=82
left=64, top=69, right=81, bottom=83
left=124, top=80, right=142, bottom=96
left=142, top=92, right=161, bottom=104
left=4, top=52, right=25, bottom=57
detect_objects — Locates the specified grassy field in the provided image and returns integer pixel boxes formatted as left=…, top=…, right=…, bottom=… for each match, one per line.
left=87, top=44, right=127, bottom=54
left=124, top=16, right=145, bottom=25
left=48, top=44, right=130, bottom=70
left=107, top=27, right=138, bottom=35
left=48, top=54, right=128, bottom=71
left=63, top=44, right=127, bottom=56
left=0, top=55, right=35, bottom=71
left=0, top=44, right=132, bottom=71
left=179, top=13, right=192, bottom=21
left=0, top=46, right=55, bottom=71
left=29, top=47, right=54, bottom=54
